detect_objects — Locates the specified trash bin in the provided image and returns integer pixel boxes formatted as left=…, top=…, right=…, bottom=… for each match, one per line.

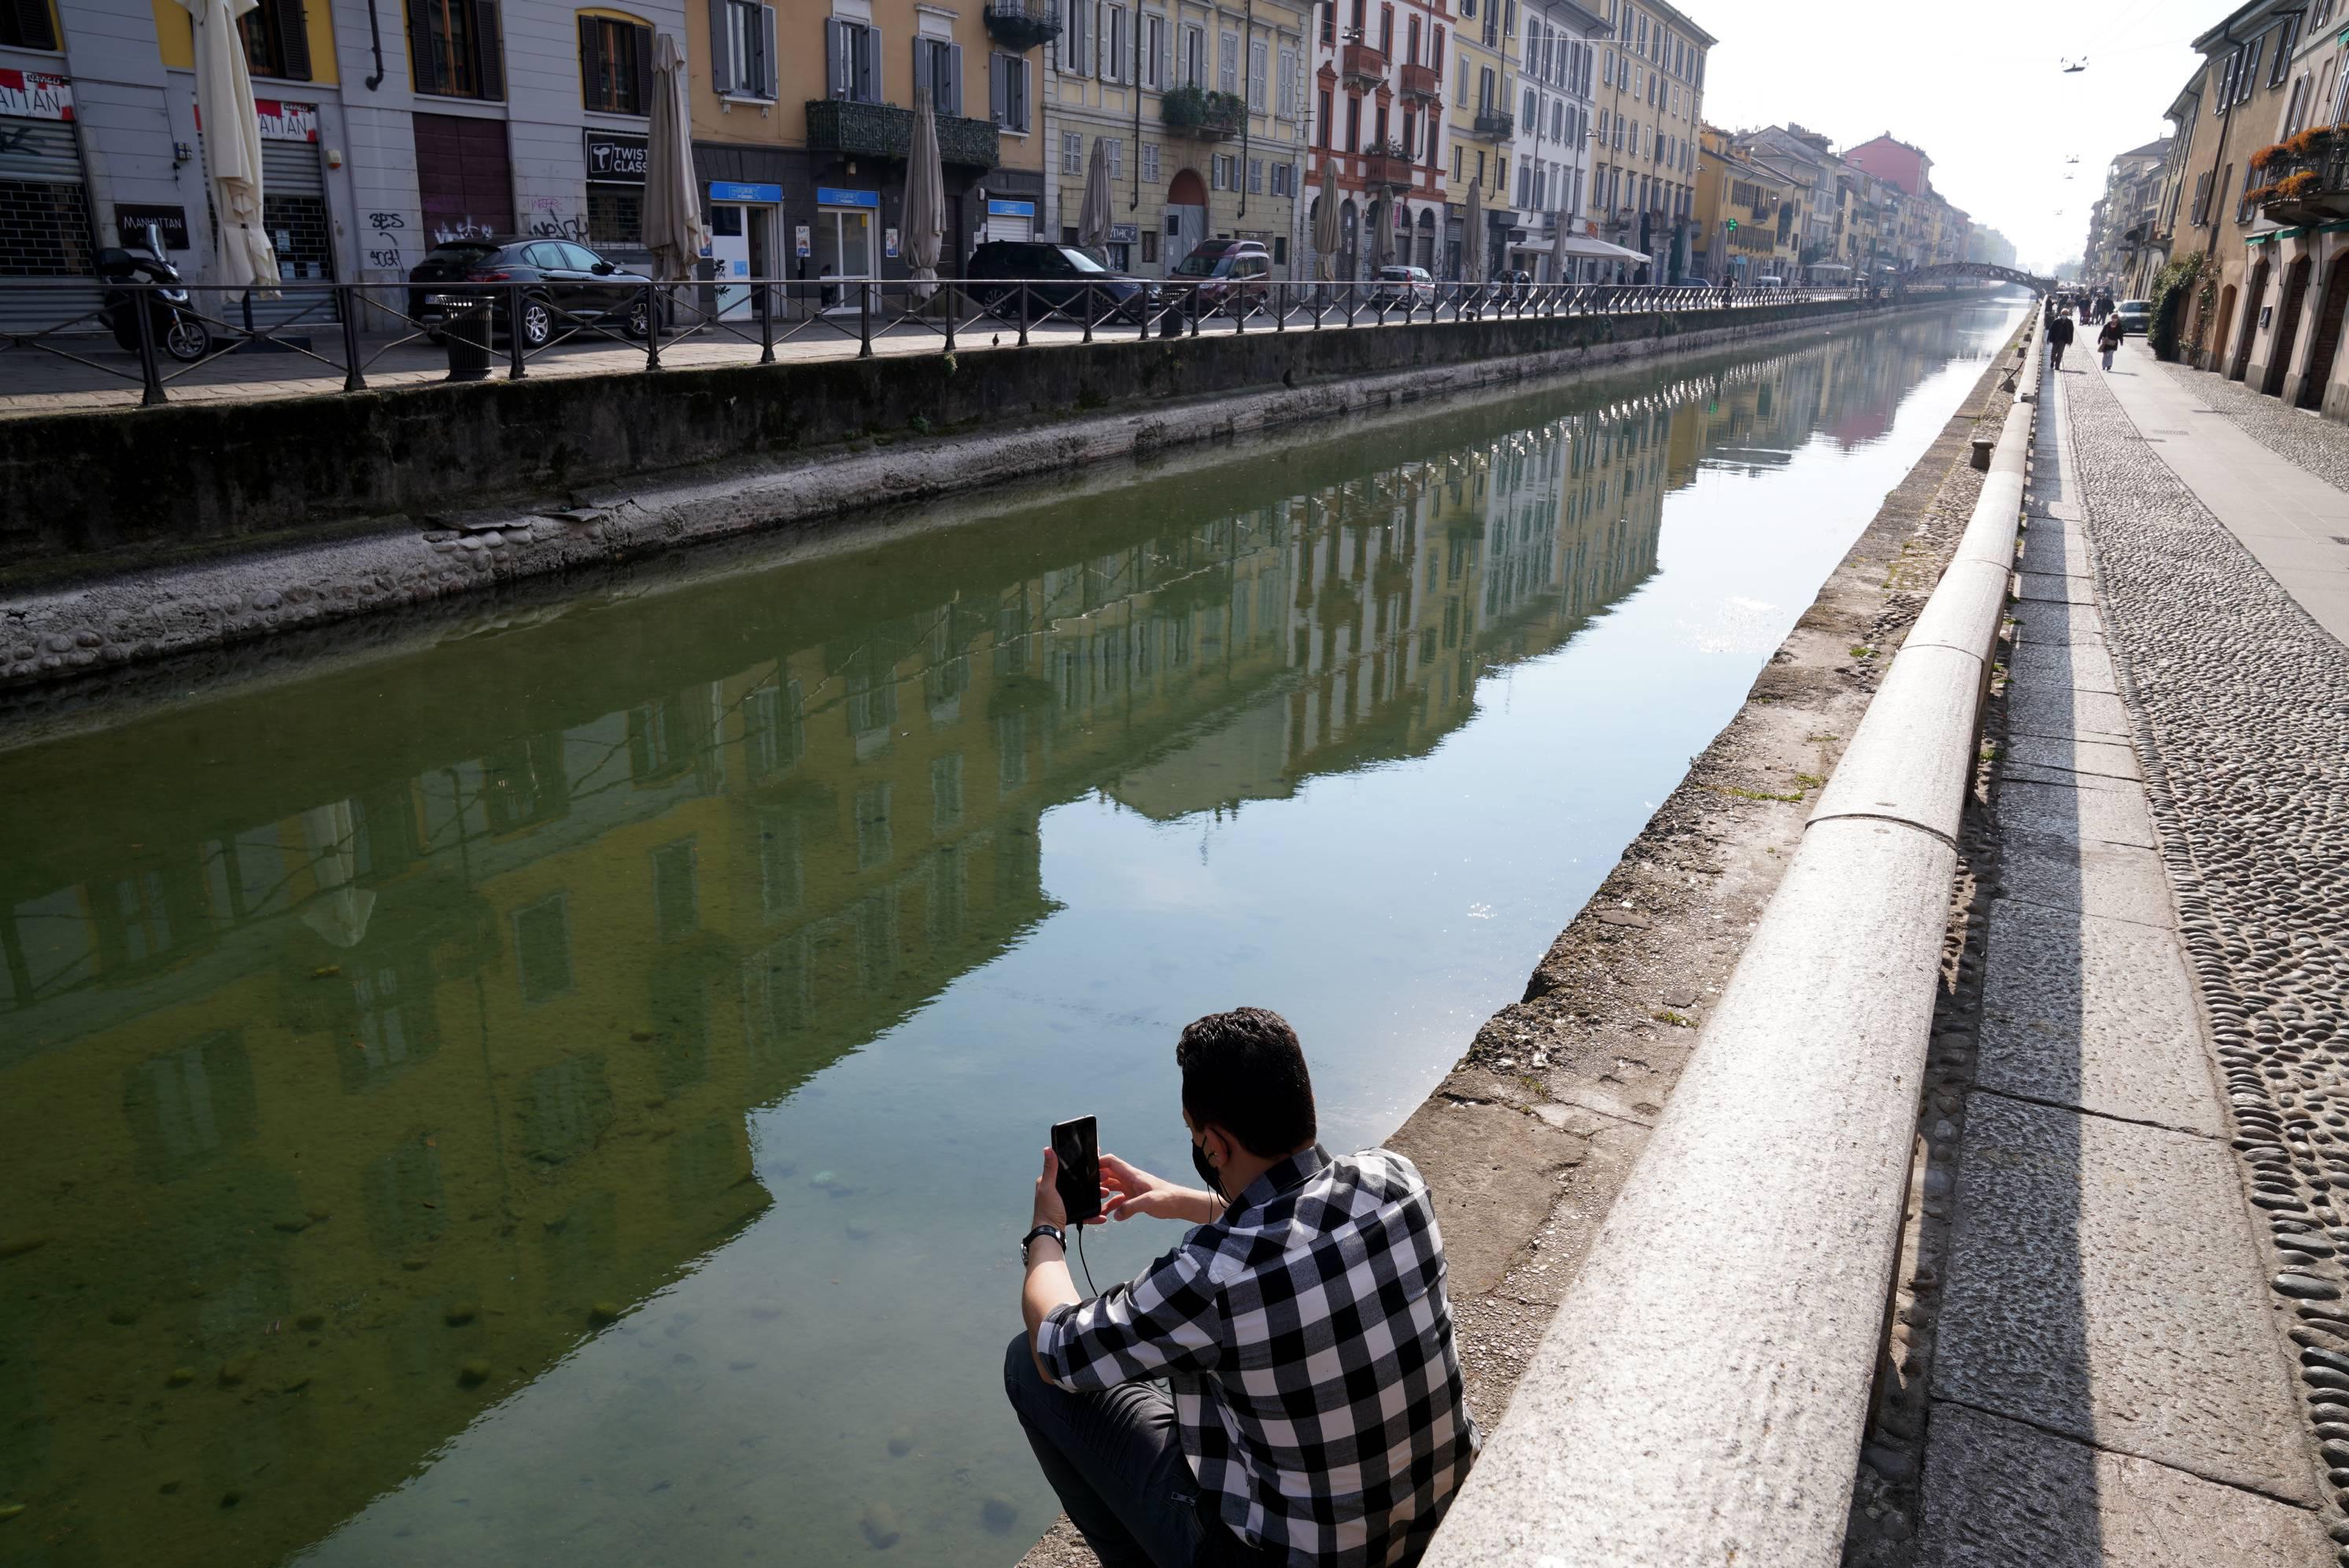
left=430, top=292, right=492, bottom=382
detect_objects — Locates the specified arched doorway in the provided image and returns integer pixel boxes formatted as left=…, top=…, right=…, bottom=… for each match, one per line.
left=1415, top=208, right=1435, bottom=271
left=2265, top=255, right=2314, bottom=397
left=2298, top=255, right=2349, bottom=410
left=1165, top=169, right=1209, bottom=274
left=1339, top=197, right=1358, bottom=282
left=2210, top=283, right=2238, bottom=375
left=2231, top=258, right=2270, bottom=382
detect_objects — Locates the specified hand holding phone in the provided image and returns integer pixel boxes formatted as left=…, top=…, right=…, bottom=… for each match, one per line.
left=1051, top=1116, right=1102, bottom=1225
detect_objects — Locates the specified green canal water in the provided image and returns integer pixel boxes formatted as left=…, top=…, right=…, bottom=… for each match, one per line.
left=0, top=297, right=2026, bottom=1568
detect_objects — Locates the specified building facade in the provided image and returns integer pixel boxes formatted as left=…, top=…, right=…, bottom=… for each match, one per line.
left=1039, top=0, right=1310, bottom=277
left=1585, top=0, right=1710, bottom=281
left=1501, top=0, right=1600, bottom=280
left=1306, top=0, right=1453, bottom=281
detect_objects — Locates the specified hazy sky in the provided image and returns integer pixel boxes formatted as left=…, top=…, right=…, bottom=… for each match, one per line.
left=1697, top=0, right=2212, bottom=272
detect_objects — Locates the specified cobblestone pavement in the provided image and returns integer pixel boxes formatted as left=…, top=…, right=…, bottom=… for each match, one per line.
left=1928, top=350, right=2349, bottom=1561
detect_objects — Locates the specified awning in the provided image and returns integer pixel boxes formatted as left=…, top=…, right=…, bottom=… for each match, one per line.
left=1553, top=233, right=1650, bottom=261
left=1808, top=262, right=1852, bottom=274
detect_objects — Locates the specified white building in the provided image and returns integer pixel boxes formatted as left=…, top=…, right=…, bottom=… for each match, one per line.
left=1507, top=0, right=1603, bottom=281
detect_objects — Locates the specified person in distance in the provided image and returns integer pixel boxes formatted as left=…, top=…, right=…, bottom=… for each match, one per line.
left=1006, top=1006, right=1479, bottom=1567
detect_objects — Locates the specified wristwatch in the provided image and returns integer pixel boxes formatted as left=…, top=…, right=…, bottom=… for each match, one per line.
left=1021, top=1223, right=1065, bottom=1265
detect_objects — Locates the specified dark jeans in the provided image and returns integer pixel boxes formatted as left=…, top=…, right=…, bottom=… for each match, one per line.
left=1003, top=1334, right=1286, bottom=1568
left=2052, top=341, right=2067, bottom=369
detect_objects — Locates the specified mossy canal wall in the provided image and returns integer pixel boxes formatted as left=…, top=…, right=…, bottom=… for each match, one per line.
left=1, top=292, right=1973, bottom=689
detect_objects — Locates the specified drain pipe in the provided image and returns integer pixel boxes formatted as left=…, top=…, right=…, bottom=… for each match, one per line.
left=364, top=0, right=386, bottom=89
left=1239, top=0, right=1254, bottom=221
left=1423, top=308, right=2046, bottom=1568
left=1130, top=5, right=1143, bottom=214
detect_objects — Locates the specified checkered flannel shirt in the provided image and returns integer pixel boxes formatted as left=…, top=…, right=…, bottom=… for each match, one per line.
left=1033, top=1146, right=1479, bottom=1567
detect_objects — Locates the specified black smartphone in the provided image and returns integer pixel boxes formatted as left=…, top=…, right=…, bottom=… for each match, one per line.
left=1051, top=1116, right=1102, bottom=1225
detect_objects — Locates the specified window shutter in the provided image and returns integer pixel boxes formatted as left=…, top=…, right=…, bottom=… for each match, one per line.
left=825, top=17, right=847, bottom=97
left=759, top=6, right=777, bottom=97
left=578, top=14, right=599, bottom=106
left=474, top=0, right=504, bottom=98
left=408, top=0, right=441, bottom=94
left=271, top=0, right=312, bottom=79
left=709, top=0, right=733, bottom=90
left=949, top=42, right=964, bottom=116
left=910, top=35, right=925, bottom=101
left=633, top=24, right=653, bottom=113
left=991, top=52, right=1006, bottom=124
left=861, top=25, right=881, bottom=102
left=10, top=0, right=57, bottom=49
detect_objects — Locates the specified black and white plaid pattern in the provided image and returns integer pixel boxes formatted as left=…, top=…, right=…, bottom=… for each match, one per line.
left=1034, top=1146, right=1478, bottom=1567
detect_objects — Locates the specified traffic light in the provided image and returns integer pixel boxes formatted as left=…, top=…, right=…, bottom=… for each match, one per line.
left=1727, top=218, right=1738, bottom=232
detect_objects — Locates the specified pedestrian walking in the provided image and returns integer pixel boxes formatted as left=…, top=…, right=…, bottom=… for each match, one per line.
left=2049, top=309, right=2075, bottom=371
left=2098, top=312, right=2124, bottom=371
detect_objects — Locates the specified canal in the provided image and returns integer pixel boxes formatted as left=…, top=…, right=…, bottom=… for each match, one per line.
left=0, top=296, right=2025, bottom=1568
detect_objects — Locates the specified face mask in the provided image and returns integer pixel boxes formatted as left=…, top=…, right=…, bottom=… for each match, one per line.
left=1191, top=1135, right=1224, bottom=1201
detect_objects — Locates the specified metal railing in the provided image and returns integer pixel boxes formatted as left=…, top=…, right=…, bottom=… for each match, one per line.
left=0, top=272, right=1917, bottom=410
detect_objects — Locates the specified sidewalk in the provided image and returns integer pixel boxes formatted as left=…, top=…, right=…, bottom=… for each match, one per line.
left=1908, top=341, right=2349, bottom=1562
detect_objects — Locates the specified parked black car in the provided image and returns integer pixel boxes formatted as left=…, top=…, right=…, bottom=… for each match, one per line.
left=406, top=238, right=652, bottom=347
left=965, top=241, right=1159, bottom=320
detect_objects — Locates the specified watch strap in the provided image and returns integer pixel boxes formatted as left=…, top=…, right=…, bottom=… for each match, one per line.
left=1021, top=1223, right=1066, bottom=1261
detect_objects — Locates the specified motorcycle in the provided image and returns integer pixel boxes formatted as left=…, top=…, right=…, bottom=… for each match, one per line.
left=98, top=227, right=212, bottom=363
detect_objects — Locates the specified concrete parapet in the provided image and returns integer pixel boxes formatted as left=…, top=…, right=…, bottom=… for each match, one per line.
left=1421, top=306, right=2044, bottom=1567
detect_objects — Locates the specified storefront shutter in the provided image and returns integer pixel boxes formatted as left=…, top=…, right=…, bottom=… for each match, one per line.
left=408, top=0, right=442, bottom=94
left=707, top=0, right=733, bottom=90
left=0, top=114, right=94, bottom=337
left=269, top=0, right=311, bottom=79
left=474, top=0, right=504, bottom=98
left=758, top=6, right=775, bottom=98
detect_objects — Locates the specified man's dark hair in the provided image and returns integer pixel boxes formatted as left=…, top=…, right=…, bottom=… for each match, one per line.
left=1176, top=1007, right=1317, bottom=1157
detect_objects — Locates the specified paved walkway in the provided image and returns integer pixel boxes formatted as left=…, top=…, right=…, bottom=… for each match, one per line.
left=1911, top=340, right=2349, bottom=1562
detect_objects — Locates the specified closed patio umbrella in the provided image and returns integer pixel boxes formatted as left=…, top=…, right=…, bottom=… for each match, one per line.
left=178, top=0, right=275, bottom=292
left=907, top=84, right=946, bottom=301
left=1078, top=135, right=1114, bottom=252
left=645, top=33, right=710, bottom=285
left=1312, top=159, right=1341, bottom=282
left=1463, top=178, right=1486, bottom=284
left=1368, top=188, right=1394, bottom=271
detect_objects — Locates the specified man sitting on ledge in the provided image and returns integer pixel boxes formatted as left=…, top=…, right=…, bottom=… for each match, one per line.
left=1006, top=1006, right=1479, bottom=1567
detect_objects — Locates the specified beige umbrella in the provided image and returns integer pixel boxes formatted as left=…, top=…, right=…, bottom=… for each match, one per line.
left=1368, top=188, right=1394, bottom=271
left=179, top=0, right=275, bottom=291
left=1313, top=159, right=1340, bottom=282
left=1463, top=177, right=1485, bottom=283
left=907, top=85, right=946, bottom=300
left=1077, top=135, right=1114, bottom=252
left=645, top=33, right=710, bottom=284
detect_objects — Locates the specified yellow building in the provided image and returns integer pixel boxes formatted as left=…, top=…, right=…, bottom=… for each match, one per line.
left=1443, top=0, right=1517, bottom=278
left=1036, top=0, right=1311, bottom=275
left=683, top=0, right=1048, bottom=298
left=1690, top=124, right=1786, bottom=282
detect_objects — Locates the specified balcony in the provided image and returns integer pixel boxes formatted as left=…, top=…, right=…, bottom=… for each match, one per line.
left=1159, top=85, right=1245, bottom=141
left=806, top=98, right=1001, bottom=168
left=1397, top=61, right=1439, bottom=101
left=1360, top=146, right=1416, bottom=187
left=2257, top=144, right=2349, bottom=226
left=1471, top=107, right=1512, bottom=141
left=1341, top=40, right=1387, bottom=90
left=982, top=0, right=1062, bottom=50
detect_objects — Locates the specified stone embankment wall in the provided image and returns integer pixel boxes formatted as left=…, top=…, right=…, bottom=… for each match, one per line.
left=1, top=294, right=1950, bottom=689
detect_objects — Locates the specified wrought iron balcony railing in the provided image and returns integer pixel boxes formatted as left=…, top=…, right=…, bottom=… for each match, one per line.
left=1472, top=108, right=1512, bottom=141
left=982, top=0, right=1062, bottom=50
left=2257, top=145, right=2349, bottom=226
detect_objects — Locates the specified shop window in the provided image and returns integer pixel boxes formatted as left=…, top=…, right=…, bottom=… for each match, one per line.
left=238, top=0, right=313, bottom=80
left=407, top=0, right=504, bottom=100
left=578, top=12, right=652, bottom=114
left=587, top=184, right=642, bottom=248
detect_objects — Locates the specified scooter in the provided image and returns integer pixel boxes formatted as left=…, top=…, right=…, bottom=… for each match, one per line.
left=97, top=226, right=212, bottom=363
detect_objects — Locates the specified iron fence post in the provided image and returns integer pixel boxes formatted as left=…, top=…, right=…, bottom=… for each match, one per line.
left=507, top=284, right=528, bottom=378
left=1018, top=282, right=1029, bottom=348
left=945, top=282, right=958, bottom=353
left=758, top=277, right=775, bottom=364
left=1235, top=282, right=1247, bottom=334
left=646, top=283, right=663, bottom=370
left=338, top=283, right=367, bottom=392
left=859, top=281, right=873, bottom=358
left=1083, top=282, right=1095, bottom=345
left=1276, top=280, right=1285, bottom=331
left=131, top=282, right=166, bottom=407
left=1188, top=287, right=1199, bottom=337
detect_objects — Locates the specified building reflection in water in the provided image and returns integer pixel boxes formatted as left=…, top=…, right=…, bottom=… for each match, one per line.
left=0, top=306, right=1996, bottom=1568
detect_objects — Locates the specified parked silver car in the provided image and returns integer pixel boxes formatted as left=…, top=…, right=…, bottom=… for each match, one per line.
left=1372, top=264, right=1435, bottom=307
